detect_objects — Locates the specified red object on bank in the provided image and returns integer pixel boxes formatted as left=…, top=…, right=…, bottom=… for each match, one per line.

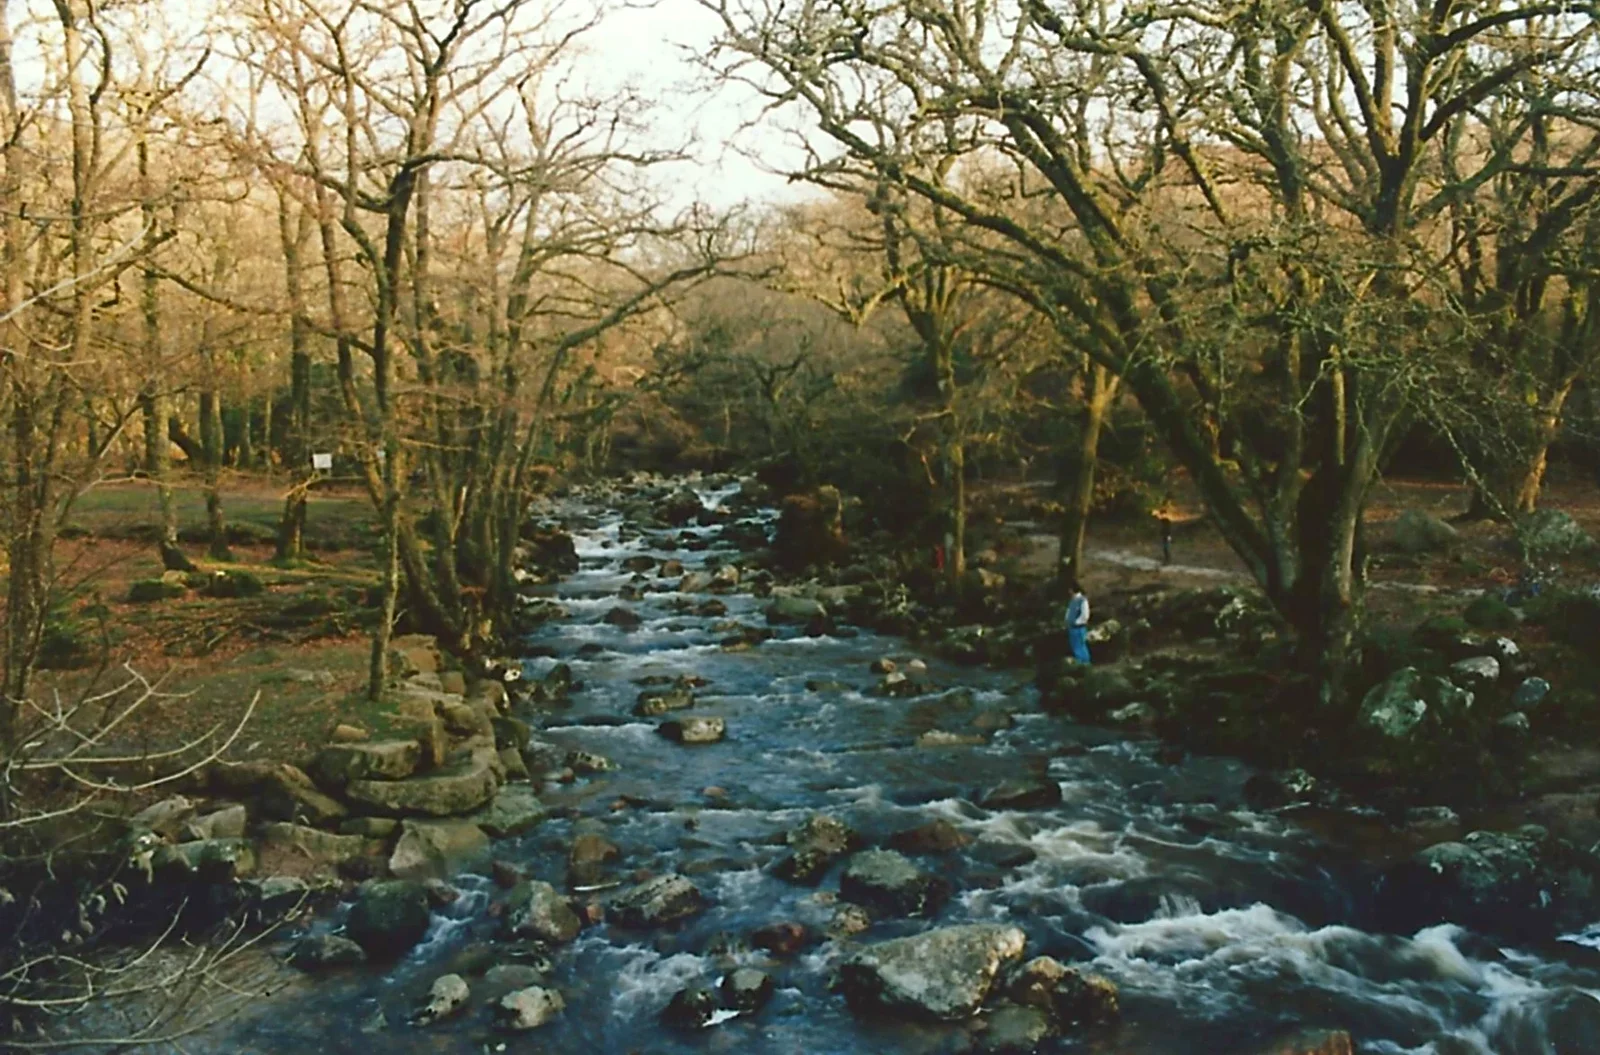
left=933, top=545, right=945, bottom=571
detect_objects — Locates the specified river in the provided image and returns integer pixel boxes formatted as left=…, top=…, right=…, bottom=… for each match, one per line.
left=202, top=479, right=1600, bottom=1054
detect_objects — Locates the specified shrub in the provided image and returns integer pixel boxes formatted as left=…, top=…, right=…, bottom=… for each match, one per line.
left=1463, top=594, right=1518, bottom=631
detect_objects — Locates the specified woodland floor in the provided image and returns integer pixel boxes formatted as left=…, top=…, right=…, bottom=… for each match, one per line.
left=9, top=466, right=1600, bottom=810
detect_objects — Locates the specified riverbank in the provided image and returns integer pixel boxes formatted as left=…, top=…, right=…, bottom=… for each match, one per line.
left=36, top=473, right=1586, bottom=1055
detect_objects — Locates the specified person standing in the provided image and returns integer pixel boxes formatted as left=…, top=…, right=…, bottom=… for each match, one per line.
left=1066, top=581, right=1091, bottom=665
left=1158, top=513, right=1173, bottom=566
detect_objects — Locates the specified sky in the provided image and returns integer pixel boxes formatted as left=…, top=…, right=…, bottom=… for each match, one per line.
left=580, top=0, right=816, bottom=211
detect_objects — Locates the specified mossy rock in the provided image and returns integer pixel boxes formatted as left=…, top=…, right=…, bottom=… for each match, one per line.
left=1464, top=594, right=1518, bottom=631
left=128, top=579, right=187, bottom=603
left=204, top=570, right=265, bottom=598
left=1415, top=614, right=1470, bottom=650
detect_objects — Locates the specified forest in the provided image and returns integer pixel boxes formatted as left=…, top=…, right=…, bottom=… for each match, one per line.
left=2, top=0, right=1600, bottom=1051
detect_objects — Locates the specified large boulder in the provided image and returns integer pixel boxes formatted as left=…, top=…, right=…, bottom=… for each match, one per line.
left=389, top=819, right=490, bottom=881
left=1005, top=955, right=1119, bottom=1027
left=311, top=740, right=421, bottom=787
left=838, top=924, right=1027, bottom=1020
left=1390, top=510, right=1459, bottom=554
left=766, top=594, right=828, bottom=625
left=469, top=785, right=547, bottom=838
left=1376, top=826, right=1600, bottom=939
left=345, top=750, right=500, bottom=817
left=839, top=849, right=950, bottom=917
left=773, top=814, right=858, bottom=884
left=774, top=486, right=847, bottom=570
left=658, top=715, right=726, bottom=744
left=610, top=874, right=706, bottom=929
left=215, top=761, right=347, bottom=825
left=503, top=880, right=582, bottom=944
left=1357, top=667, right=1474, bottom=739
left=656, top=488, right=706, bottom=527
left=634, top=684, right=695, bottom=716
left=523, top=527, right=579, bottom=574
left=345, top=879, right=432, bottom=958
left=260, top=824, right=378, bottom=872
left=495, top=986, right=565, bottom=1031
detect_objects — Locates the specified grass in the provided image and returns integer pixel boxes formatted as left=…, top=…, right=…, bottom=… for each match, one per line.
left=9, top=474, right=398, bottom=772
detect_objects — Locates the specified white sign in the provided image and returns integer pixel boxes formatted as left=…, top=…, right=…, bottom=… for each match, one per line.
left=311, top=452, right=333, bottom=471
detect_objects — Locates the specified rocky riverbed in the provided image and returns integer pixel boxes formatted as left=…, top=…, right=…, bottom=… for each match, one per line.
left=174, top=477, right=1600, bottom=1054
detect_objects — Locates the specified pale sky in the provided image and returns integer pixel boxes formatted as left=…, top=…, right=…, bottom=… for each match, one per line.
left=581, top=0, right=815, bottom=211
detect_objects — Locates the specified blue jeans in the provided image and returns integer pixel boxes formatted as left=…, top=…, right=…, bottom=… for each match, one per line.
left=1068, top=626, right=1091, bottom=665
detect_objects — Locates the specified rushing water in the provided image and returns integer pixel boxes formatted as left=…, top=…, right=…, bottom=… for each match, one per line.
left=202, top=480, right=1600, bottom=1054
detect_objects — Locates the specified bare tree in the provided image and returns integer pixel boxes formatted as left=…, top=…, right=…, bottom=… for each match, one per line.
left=704, top=0, right=1600, bottom=701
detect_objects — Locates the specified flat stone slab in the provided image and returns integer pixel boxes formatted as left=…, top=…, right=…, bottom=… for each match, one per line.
left=346, top=750, right=499, bottom=817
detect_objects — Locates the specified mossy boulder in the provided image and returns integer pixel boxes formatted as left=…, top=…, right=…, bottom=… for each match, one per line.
left=128, top=579, right=187, bottom=603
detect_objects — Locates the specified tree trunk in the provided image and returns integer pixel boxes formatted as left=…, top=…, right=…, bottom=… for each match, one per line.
left=275, top=196, right=314, bottom=563
left=199, top=364, right=230, bottom=560
left=1058, top=364, right=1116, bottom=583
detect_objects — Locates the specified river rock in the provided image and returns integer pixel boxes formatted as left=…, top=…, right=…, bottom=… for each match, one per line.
left=721, top=968, right=774, bottom=1012
left=288, top=933, right=367, bottom=971
left=774, top=814, right=859, bottom=884
left=839, top=924, right=1027, bottom=1020
left=603, top=606, right=643, bottom=628
left=1005, top=955, right=1119, bottom=1026
left=751, top=921, right=810, bottom=956
left=680, top=571, right=715, bottom=592
left=1376, top=826, right=1600, bottom=939
left=1357, top=667, right=1473, bottom=739
left=182, top=804, right=249, bottom=842
left=635, top=684, right=695, bottom=715
left=774, top=486, right=847, bottom=570
left=1450, top=655, right=1500, bottom=686
left=979, top=776, right=1062, bottom=810
left=840, top=849, right=951, bottom=917
left=622, top=555, right=657, bottom=573
left=495, top=986, right=565, bottom=1031
left=661, top=559, right=686, bottom=577
left=346, top=750, right=500, bottom=817
left=504, top=880, right=582, bottom=943
left=311, top=740, right=421, bottom=787
left=151, top=838, right=257, bottom=880
left=766, top=594, right=828, bottom=624
left=1391, top=510, right=1458, bottom=554
left=482, top=963, right=551, bottom=999
left=662, top=986, right=720, bottom=1029
left=567, top=750, right=618, bottom=775
left=828, top=903, right=873, bottom=939
left=888, top=818, right=973, bottom=854
left=345, top=879, right=432, bottom=958
left=1514, top=676, right=1551, bottom=710
left=131, top=796, right=196, bottom=839
left=657, top=488, right=706, bottom=526
left=389, top=819, right=490, bottom=881
left=413, top=973, right=470, bottom=1025
left=469, top=785, right=547, bottom=837
left=234, top=762, right=348, bottom=825
left=260, top=824, right=376, bottom=871
left=710, top=564, right=740, bottom=592
left=611, top=874, right=706, bottom=928
left=970, top=1004, right=1052, bottom=1053
left=568, top=831, right=622, bottom=888
left=659, top=715, right=726, bottom=744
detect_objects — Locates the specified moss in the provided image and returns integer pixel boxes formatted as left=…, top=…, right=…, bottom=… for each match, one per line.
left=127, top=579, right=186, bottom=603
left=203, top=570, right=265, bottom=598
left=1463, top=594, right=1517, bottom=631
